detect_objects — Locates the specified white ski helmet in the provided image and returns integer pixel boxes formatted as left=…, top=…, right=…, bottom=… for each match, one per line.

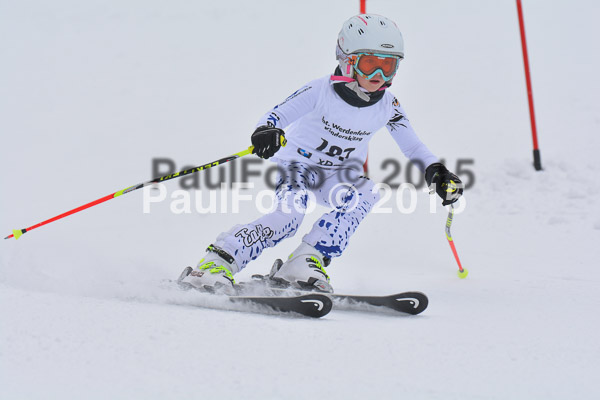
left=336, top=14, right=404, bottom=79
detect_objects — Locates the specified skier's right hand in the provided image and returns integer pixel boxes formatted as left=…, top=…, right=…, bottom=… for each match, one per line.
left=251, top=125, right=286, bottom=159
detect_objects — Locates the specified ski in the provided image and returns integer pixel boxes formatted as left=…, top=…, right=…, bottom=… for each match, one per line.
left=329, top=292, right=428, bottom=315
left=170, top=268, right=332, bottom=318
left=228, top=293, right=332, bottom=318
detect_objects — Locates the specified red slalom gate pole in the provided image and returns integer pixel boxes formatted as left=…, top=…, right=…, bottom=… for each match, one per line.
left=516, top=0, right=542, bottom=171
left=360, top=0, right=368, bottom=174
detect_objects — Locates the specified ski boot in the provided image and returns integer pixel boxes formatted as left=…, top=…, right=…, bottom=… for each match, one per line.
left=269, top=242, right=333, bottom=293
left=178, top=245, right=238, bottom=293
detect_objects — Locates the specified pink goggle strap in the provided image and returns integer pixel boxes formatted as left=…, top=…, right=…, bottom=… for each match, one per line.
left=330, top=75, right=355, bottom=83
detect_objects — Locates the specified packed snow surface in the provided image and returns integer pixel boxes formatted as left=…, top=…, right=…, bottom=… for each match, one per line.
left=1, top=1, right=599, bottom=399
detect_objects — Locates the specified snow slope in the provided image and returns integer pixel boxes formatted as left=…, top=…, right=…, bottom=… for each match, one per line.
left=1, top=0, right=599, bottom=399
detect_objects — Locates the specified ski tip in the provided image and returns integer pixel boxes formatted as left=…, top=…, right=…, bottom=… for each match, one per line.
left=392, top=292, right=429, bottom=315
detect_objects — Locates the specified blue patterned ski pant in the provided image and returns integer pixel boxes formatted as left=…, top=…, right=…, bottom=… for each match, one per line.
left=212, top=160, right=380, bottom=270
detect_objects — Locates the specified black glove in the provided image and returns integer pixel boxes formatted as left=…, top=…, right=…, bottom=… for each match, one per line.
left=251, top=126, right=285, bottom=159
left=425, top=163, right=463, bottom=206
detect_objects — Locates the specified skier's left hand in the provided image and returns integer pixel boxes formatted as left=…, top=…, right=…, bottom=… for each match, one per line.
left=425, top=163, right=463, bottom=206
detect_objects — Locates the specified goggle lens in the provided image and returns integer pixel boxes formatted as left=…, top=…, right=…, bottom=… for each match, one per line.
left=354, top=53, right=400, bottom=81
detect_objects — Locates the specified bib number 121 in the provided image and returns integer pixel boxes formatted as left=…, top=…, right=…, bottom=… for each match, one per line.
left=316, top=138, right=355, bottom=162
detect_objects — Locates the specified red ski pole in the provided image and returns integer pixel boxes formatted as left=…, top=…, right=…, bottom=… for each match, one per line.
left=445, top=204, right=468, bottom=279
left=4, top=145, right=263, bottom=240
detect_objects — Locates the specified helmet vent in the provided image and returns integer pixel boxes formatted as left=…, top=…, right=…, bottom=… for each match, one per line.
left=357, top=28, right=365, bottom=35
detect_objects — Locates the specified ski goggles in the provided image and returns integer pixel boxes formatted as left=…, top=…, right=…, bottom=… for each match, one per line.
left=348, top=53, right=402, bottom=81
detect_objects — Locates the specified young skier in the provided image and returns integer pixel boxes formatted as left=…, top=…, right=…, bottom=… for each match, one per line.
left=179, top=14, right=463, bottom=293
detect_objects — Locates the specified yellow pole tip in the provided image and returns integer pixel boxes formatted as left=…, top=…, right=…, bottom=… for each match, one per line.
left=457, top=269, right=469, bottom=279
left=12, top=229, right=24, bottom=240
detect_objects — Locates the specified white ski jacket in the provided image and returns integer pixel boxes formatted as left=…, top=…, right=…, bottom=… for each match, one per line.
left=256, top=74, right=439, bottom=171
